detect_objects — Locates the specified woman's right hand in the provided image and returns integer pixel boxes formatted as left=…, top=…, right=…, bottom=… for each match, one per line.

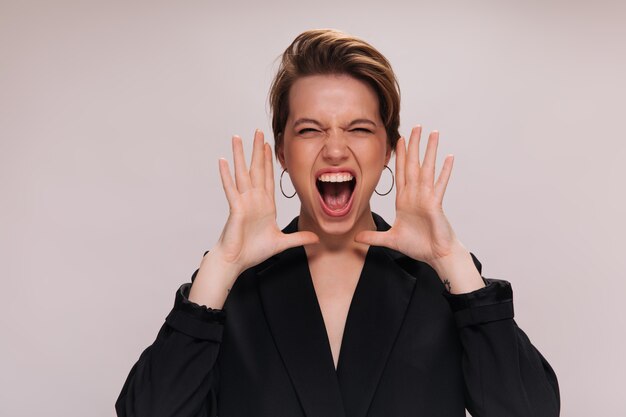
left=214, top=128, right=319, bottom=274
left=189, top=130, right=319, bottom=308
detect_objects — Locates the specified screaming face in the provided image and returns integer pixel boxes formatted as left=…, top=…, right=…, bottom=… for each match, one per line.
left=278, top=74, right=391, bottom=237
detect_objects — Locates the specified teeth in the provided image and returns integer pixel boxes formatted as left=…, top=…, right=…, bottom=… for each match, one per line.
left=317, top=172, right=354, bottom=182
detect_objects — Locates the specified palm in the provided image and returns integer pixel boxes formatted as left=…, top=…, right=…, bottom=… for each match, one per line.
left=216, top=131, right=318, bottom=272
left=356, top=126, right=459, bottom=264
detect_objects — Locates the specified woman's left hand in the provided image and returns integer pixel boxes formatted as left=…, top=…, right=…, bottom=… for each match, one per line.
left=355, top=125, right=485, bottom=293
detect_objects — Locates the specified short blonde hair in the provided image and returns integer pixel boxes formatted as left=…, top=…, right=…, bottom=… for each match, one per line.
left=269, top=29, right=401, bottom=156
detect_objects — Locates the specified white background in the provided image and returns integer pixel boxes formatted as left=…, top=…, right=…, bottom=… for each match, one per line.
left=1, top=0, right=625, bottom=415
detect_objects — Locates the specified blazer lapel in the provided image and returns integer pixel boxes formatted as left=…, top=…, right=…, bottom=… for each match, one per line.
left=257, top=217, right=346, bottom=417
left=336, top=213, right=417, bottom=417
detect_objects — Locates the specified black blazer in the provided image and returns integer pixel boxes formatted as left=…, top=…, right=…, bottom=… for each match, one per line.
left=116, top=213, right=560, bottom=417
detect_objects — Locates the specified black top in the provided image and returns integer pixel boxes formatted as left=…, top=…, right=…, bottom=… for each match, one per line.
left=116, top=213, right=560, bottom=417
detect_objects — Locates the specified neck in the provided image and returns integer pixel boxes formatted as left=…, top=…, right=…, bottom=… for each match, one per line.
left=297, top=207, right=376, bottom=256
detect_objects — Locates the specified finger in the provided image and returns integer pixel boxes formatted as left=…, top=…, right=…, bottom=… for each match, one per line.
left=232, top=135, right=252, bottom=192
left=395, top=136, right=406, bottom=193
left=354, top=230, right=395, bottom=249
left=250, top=129, right=265, bottom=188
left=434, top=154, right=454, bottom=203
left=218, top=158, right=238, bottom=209
left=264, top=143, right=276, bottom=206
left=277, top=231, right=320, bottom=252
left=421, top=130, right=439, bottom=186
left=406, top=125, right=422, bottom=184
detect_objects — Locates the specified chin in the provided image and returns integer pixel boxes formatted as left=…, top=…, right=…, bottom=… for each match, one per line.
left=314, top=212, right=360, bottom=236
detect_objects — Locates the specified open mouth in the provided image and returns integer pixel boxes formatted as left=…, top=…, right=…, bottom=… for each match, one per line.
left=315, top=172, right=357, bottom=217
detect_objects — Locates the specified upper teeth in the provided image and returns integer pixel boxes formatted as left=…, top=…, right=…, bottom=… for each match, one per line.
left=318, top=172, right=354, bottom=182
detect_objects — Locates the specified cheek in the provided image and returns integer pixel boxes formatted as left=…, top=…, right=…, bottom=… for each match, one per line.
left=350, top=140, right=387, bottom=167
left=350, top=140, right=387, bottom=191
left=283, top=141, right=318, bottom=187
left=285, top=141, right=316, bottom=167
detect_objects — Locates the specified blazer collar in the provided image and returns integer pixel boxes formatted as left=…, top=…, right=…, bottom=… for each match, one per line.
left=257, top=213, right=417, bottom=417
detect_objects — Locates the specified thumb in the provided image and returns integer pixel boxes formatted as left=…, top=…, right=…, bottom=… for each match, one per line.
left=277, top=231, right=320, bottom=252
left=355, top=230, right=393, bottom=249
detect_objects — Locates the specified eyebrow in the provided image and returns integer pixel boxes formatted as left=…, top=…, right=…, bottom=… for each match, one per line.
left=292, top=118, right=378, bottom=128
left=293, top=118, right=322, bottom=128
left=348, top=119, right=377, bottom=128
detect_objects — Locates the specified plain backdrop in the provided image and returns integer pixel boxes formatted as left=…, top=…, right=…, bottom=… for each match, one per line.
left=1, top=0, right=625, bottom=416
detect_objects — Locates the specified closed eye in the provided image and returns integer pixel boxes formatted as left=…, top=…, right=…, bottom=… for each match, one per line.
left=298, top=127, right=321, bottom=137
left=351, top=128, right=373, bottom=133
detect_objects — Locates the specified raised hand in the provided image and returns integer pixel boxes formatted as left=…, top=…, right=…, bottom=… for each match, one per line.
left=189, top=130, right=318, bottom=308
left=214, top=129, right=319, bottom=274
left=355, top=126, right=484, bottom=293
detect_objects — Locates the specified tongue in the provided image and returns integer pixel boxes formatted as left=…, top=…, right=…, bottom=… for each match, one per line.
left=320, top=182, right=352, bottom=210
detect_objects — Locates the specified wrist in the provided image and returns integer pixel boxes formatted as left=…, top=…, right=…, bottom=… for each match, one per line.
left=429, top=242, right=485, bottom=295
left=189, top=250, right=242, bottom=309
left=200, top=248, right=244, bottom=279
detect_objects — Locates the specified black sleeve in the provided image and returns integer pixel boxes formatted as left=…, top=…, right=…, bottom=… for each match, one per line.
left=443, top=253, right=561, bottom=417
left=115, top=268, right=226, bottom=417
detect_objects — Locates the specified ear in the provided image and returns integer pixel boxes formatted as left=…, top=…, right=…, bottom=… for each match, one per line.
left=276, top=133, right=287, bottom=170
left=384, top=142, right=392, bottom=167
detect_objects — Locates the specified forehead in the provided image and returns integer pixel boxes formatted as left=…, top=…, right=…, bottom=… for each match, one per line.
left=287, top=74, right=381, bottom=123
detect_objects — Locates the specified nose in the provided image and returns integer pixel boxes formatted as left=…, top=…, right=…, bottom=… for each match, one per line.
left=321, top=129, right=350, bottom=163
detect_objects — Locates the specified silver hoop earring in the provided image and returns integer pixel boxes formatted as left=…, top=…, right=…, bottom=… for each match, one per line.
left=279, top=168, right=297, bottom=198
left=374, top=165, right=394, bottom=196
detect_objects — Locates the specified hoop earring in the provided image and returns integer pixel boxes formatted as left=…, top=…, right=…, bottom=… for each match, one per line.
left=374, top=165, right=394, bottom=196
left=279, top=168, right=297, bottom=198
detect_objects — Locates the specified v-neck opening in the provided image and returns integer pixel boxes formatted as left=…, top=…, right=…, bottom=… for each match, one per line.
left=303, top=244, right=374, bottom=375
left=293, top=214, right=380, bottom=376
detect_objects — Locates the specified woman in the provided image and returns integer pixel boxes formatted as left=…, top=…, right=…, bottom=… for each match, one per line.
left=116, top=29, right=560, bottom=417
